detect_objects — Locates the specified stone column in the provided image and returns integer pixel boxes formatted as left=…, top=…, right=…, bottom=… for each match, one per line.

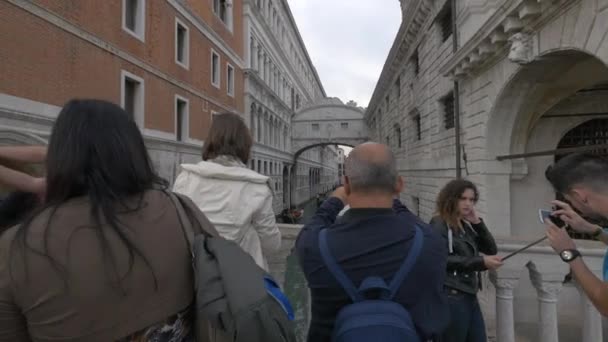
left=260, top=52, right=266, bottom=81
left=251, top=40, right=258, bottom=70
left=269, top=118, right=274, bottom=147
left=490, top=272, right=517, bottom=342
left=575, top=283, right=603, bottom=342
left=530, top=276, right=562, bottom=342
left=260, top=114, right=266, bottom=145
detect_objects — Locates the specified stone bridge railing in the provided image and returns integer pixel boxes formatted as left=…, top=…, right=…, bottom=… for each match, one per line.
left=269, top=225, right=607, bottom=342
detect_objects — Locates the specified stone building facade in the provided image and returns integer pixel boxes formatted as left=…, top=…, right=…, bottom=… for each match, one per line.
left=243, top=0, right=338, bottom=211
left=367, top=0, right=608, bottom=340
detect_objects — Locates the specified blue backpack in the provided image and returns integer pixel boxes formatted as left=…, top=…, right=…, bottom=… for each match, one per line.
left=318, top=226, right=424, bottom=342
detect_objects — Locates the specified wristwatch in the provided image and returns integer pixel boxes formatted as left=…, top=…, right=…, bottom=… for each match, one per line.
left=560, top=249, right=581, bottom=263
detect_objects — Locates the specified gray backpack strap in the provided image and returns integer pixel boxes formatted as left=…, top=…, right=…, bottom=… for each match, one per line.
left=169, top=192, right=195, bottom=252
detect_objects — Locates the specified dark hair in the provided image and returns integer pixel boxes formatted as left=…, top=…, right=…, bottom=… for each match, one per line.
left=202, top=112, right=252, bottom=164
left=436, top=179, right=479, bottom=230
left=0, top=191, right=39, bottom=232
left=546, top=153, right=608, bottom=194
left=12, top=99, right=167, bottom=291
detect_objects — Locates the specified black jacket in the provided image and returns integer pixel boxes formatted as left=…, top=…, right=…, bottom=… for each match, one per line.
left=430, top=216, right=498, bottom=294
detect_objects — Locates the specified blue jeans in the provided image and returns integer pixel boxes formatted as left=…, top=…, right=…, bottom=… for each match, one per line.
left=440, top=289, right=487, bottom=342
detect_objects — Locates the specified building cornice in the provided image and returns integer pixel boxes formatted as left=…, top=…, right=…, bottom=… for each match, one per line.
left=365, top=0, right=434, bottom=118
left=278, top=0, right=326, bottom=98
left=245, top=3, right=324, bottom=103
left=438, top=0, right=574, bottom=79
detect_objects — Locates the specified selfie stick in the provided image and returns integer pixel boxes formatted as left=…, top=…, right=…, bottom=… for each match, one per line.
left=501, top=236, right=548, bottom=261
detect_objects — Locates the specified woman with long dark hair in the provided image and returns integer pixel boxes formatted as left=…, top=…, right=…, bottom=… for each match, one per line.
left=173, top=112, right=280, bottom=271
left=431, top=179, right=502, bottom=342
left=0, top=99, right=197, bottom=341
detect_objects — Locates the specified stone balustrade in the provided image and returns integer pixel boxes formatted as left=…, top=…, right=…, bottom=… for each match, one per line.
left=489, top=238, right=605, bottom=342
left=270, top=226, right=607, bottom=342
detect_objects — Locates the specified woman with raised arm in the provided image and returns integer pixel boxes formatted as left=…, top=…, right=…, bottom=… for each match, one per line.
left=431, top=179, right=502, bottom=342
left=173, top=112, right=280, bottom=271
left=0, top=99, right=201, bottom=341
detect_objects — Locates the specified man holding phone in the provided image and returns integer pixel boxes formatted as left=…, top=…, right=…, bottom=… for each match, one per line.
left=544, top=153, right=608, bottom=316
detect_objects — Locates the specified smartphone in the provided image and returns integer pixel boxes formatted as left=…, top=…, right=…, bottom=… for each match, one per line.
left=538, top=209, right=566, bottom=227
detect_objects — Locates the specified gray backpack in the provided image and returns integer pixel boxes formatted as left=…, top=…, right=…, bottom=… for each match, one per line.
left=169, top=193, right=296, bottom=342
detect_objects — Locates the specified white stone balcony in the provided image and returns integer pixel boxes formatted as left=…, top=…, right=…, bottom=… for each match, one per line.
left=270, top=225, right=607, bottom=342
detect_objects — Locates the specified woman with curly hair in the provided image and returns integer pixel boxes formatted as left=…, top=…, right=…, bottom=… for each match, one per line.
left=431, top=179, right=501, bottom=342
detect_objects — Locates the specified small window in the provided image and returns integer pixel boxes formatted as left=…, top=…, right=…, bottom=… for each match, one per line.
left=121, top=71, right=144, bottom=126
left=395, top=77, right=401, bottom=98
left=441, top=92, right=455, bottom=130
left=227, top=64, right=235, bottom=96
left=264, top=161, right=268, bottom=174
left=386, top=136, right=390, bottom=146
left=123, top=0, right=145, bottom=41
left=257, top=160, right=261, bottom=172
left=175, top=18, right=189, bottom=68
left=251, top=159, right=255, bottom=170
left=213, top=0, right=232, bottom=29
left=411, top=49, right=420, bottom=76
left=395, top=125, right=402, bottom=148
left=175, top=96, right=188, bottom=142
left=414, top=114, right=422, bottom=141
left=438, top=2, right=453, bottom=42
left=312, top=123, right=320, bottom=131
left=211, top=50, right=220, bottom=88
left=341, top=122, right=349, bottom=129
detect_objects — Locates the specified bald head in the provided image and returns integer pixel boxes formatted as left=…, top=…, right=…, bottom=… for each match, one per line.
left=344, top=143, right=398, bottom=194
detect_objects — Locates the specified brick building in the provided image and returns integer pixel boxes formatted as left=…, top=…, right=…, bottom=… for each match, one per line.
left=0, top=0, right=245, bottom=180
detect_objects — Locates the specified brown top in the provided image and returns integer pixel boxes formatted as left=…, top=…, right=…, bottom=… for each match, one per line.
left=0, top=190, right=196, bottom=342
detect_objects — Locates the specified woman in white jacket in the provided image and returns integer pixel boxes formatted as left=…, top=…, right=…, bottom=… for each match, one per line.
left=173, top=112, right=281, bottom=271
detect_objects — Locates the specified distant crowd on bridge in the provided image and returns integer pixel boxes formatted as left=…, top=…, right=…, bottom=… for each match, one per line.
left=0, top=98, right=608, bottom=342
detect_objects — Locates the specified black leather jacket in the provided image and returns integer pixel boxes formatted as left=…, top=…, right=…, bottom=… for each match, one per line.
left=430, top=216, right=498, bottom=294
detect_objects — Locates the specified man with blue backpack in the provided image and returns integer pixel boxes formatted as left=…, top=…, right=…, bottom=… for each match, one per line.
left=296, top=143, right=449, bottom=342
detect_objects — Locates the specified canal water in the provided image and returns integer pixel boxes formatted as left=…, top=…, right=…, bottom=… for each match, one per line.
left=281, top=199, right=320, bottom=342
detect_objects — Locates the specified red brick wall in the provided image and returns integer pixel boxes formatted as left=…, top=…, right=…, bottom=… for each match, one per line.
left=0, top=0, right=244, bottom=141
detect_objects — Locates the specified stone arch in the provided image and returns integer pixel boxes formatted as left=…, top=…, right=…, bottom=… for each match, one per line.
left=485, top=49, right=608, bottom=236
left=486, top=49, right=608, bottom=161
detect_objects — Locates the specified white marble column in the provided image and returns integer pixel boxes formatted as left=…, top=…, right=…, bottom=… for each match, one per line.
left=269, top=118, right=274, bottom=147
left=530, top=277, right=562, bottom=342
left=251, top=40, right=258, bottom=70
left=261, top=114, right=266, bottom=145
left=576, top=283, right=603, bottom=342
left=260, top=52, right=266, bottom=81
left=490, top=272, right=517, bottom=342
left=251, top=109, right=257, bottom=142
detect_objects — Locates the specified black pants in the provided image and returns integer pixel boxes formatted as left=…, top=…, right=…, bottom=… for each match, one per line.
left=440, top=288, right=487, bottom=342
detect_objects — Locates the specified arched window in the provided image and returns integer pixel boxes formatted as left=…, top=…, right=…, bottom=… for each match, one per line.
left=554, top=118, right=608, bottom=239
left=394, top=124, right=402, bottom=148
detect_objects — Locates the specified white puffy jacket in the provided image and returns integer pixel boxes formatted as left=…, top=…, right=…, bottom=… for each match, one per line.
left=173, top=160, right=281, bottom=270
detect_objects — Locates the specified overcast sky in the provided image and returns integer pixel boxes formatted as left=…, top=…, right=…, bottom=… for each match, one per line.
left=287, top=1, right=402, bottom=108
